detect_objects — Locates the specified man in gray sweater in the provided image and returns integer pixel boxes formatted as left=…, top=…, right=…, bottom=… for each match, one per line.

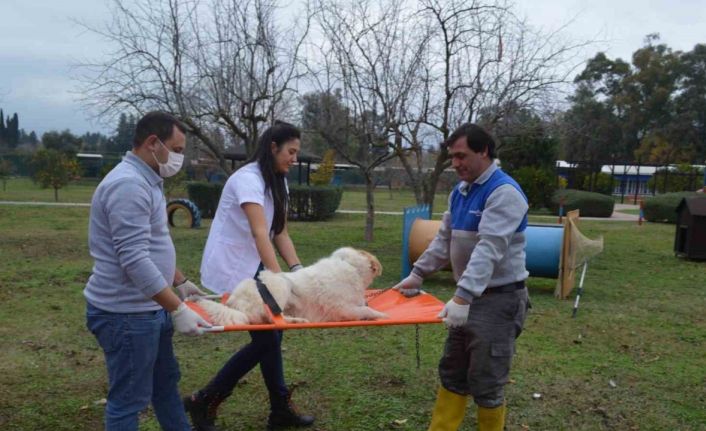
left=84, top=111, right=211, bottom=430
left=394, top=123, right=530, bottom=431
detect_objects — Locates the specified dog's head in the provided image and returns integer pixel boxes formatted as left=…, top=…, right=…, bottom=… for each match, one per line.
left=331, top=247, right=383, bottom=279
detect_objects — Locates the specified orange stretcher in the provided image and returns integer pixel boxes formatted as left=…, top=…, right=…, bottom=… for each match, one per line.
left=185, top=289, right=444, bottom=332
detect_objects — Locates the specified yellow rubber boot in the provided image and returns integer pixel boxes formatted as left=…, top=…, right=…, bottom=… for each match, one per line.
left=476, top=404, right=506, bottom=431
left=427, top=386, right=468, bottom=431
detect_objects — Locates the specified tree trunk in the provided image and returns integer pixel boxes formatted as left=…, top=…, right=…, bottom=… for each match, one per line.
left=421, top=151, right=450, bottom=215
left=364, top=172, right=375, bottom=242
left=54, top=187, right=59, bottom=202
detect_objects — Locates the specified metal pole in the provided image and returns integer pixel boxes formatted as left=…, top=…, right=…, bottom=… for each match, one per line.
left=571, top=262, right=589, bottom=318
left=634, top=161, right=641, bottom=204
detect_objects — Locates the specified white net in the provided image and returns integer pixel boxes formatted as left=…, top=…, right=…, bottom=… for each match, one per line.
left=555, top=211, right=604, bottom=298
left=568, top=217, right=604, bottom=269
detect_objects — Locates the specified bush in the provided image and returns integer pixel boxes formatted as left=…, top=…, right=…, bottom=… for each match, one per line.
left=30, top=149, right=81, bottom=202
left=647, top=165, right=704, bottom=193
left=550, top=189, right=614, bottom=217
left=643, top=191, right=700, bottom=224
left=581, top=172, right=616, bottom=195
left=510, top=167, right=557, bottom=209
left=187, top=181, right=224, bottom=218
left=338, top=168, right=365, bottom=185
left=288, top=185, right=343, bottom=221
left=164, top=170, right=188, bottom=199
left=310, top=150, right=335, bottom=185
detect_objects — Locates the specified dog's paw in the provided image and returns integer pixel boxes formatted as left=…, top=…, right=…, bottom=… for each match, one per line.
left=362, top=309, right=388, bottom=320
left=284, top=315, right=309, bottom=324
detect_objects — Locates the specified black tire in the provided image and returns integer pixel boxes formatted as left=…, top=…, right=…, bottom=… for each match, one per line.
left=167, top=198, right=202, bottom=228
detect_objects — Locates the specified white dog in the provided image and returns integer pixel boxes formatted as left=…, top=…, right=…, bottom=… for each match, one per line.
left=194, top=247, right=387, bottom=325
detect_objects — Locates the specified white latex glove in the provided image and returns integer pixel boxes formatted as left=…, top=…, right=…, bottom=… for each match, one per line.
left=175, top=279, right=207, bottom=300
left=289, top=263, right=303, bottom=272
left=437, top=297, right=471, bottom=327
left=392, top=272, right=423, bottom=297
left=171, top=303, right=211, bottom=336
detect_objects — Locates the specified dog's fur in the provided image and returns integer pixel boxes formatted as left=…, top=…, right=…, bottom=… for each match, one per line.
left=195, top=247, right=387, bottom=325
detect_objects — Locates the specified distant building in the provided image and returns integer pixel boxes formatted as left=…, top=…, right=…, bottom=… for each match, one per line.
left=556, top=160, right=706, bottom=196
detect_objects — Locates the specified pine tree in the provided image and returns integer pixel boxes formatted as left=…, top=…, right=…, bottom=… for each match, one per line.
left=110, top=113, right=136, bottom=153
left=28, top=131, right=38, bottom=146
left=0, top=109, right=5, bottom=144
left=7, top=113, right=19, bottom=148
left=310, top=149, right=336, bottom=185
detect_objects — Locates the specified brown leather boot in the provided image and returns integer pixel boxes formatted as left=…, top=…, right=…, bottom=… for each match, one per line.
left=267, top=389, right=315, bottom=430
left=183, top=390, right=230, bottom=431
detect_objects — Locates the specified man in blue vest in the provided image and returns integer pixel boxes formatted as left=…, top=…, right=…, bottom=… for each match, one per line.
left=394, top=123, right=530, bottom=431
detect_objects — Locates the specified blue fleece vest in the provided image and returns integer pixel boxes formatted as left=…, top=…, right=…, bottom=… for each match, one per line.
left=450, top=169, right=528, bottom=233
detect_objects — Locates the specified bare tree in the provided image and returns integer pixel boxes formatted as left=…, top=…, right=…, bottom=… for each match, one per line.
left=77, top=0, right=310, bottom=172
left=308, top=0, right=589, bottom=216
left=310, top=0, right=430, bottom=241
left=396, top=0, right=591, bottom=210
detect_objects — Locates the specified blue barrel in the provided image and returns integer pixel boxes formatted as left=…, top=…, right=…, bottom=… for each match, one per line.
left=524, top=225, right=563, bottom=278
left=403, top=212, right=565, bottom=280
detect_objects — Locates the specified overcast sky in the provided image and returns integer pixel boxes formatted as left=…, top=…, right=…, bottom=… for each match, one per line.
left=1, top=0, right=705, bottom=137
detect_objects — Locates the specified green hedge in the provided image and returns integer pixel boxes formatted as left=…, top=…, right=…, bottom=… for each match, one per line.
left=550, top=189, right=614, bottom=217
left=510, top=166, right=557, bottom=209
left=643, top=192, right=700, bottom=224
left=580, top=172, right=616, bottom=195
left=186, top=182, right=343, bottom=221
left=288, top=185, right=343, bottom=221
left=186, top=182, right=224, bottom=218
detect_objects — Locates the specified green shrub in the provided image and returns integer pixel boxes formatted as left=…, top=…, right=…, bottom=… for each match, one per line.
left=647, top=165, right=704, bottom=193
left=288, top=185, right=343, bottom=221
left=339, top=168, right=365, bottom=185
left=550, top=189, right=614, bottom=217
left=581, top=172, right=616, bottom=195
left=187, top=181, right=224, bottom=218
left=510, top=167, right=557, bottom=209
left=643, top=192, right=700, bottom=224
left=310, top=150, right=335, bottom=185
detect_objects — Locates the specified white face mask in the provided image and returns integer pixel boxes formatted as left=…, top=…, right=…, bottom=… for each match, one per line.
left=152, top=140, right=184, bottom=178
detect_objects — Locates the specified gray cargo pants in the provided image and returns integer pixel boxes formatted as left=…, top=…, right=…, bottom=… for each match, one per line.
left=438, top=285, right=529, bottom=408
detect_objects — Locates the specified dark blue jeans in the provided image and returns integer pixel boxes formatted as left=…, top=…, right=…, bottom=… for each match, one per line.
left=203, top=264, right=288, bottom=403
left=204, top=329, right=288, bottom=402
left=86, top=302, right=191, bottom=431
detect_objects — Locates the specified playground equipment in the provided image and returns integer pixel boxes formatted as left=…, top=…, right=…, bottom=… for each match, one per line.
left=401, top=206, right=603, bottom=299
left=166, top=198, right=202, bottom=228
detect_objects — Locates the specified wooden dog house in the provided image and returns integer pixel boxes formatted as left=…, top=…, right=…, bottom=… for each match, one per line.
left=674, top=196, right=706, bottom=260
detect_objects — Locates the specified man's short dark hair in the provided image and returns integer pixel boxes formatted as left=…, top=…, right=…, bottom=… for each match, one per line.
left=443, top=123, right=496, bottom=159
left=133, top=111, right=186, bottom=148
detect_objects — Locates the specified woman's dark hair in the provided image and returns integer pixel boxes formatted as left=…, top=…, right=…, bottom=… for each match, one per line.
left=247, top=121, right=301, bottom=235
left=443, top=123, right=496, bottom=159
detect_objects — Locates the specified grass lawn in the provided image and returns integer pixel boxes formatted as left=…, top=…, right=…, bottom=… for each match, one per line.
left=0, top=177, right=428, bottom=212
left=0, top=177, right=99, bottom=203
left=338, top=187, right=422, bottom=212
left=1, top=204, right=705, bottom=430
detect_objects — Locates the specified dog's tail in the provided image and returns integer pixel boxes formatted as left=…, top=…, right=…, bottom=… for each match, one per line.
left=195, top=298, right=249, bottom=326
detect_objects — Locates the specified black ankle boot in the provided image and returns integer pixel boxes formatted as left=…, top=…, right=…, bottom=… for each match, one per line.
left=267, top=389, right=315, bottom=430
left=183, top=390, right=229, bottom=431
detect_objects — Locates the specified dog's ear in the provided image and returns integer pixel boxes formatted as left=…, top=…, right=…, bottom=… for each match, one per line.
left=360, top=250, right=383, bottom=277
